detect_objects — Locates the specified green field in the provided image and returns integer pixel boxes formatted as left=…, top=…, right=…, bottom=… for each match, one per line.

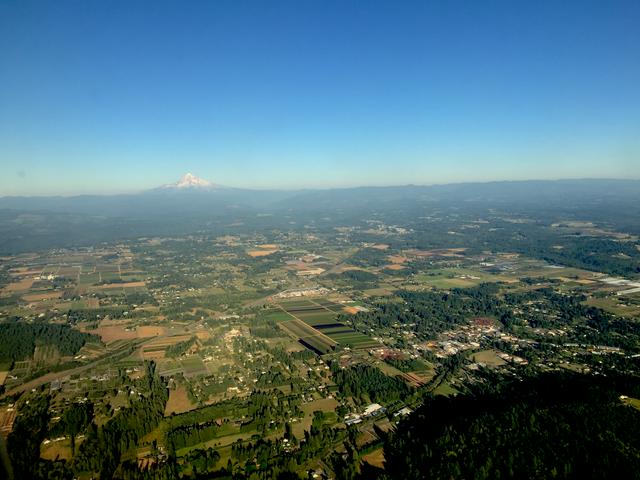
left=181, top=356, right=208, bottom=376
left=317, top=326, right=354, bottom=335
left=327, top=331, right=378, bottom=348
left=278, top=299, right=317, bottom=309
left=279, top=319, right=336, bottom=354
left=79, top=272, right=101, bottom=285
left=584, top=296, right=640, bottom=318
left=295, top=311, right=337, bottom=325
left=262, top=310, right=294, bottom=322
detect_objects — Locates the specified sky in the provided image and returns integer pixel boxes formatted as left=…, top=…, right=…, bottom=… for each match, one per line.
left=1, top=0, right=639, bottom=195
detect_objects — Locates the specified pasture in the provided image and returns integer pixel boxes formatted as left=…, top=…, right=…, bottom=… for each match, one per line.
left=415, top=267, right=500, bottom=289
left=470, top=349, right=507, bottom=367
left=165, top=385, right=197, bottom=415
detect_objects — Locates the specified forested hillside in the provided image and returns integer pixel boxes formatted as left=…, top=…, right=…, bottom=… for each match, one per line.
left=379, top=372, right=640, bottom=479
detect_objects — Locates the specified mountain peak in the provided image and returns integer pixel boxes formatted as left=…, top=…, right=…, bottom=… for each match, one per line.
left=162, top=173, right=215, bottom=189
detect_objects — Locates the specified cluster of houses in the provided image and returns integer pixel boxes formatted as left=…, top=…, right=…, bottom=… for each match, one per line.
left=344, top=403, right=386, bottom=425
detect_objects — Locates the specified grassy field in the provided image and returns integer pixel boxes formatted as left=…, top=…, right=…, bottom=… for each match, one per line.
left=262, top=310, right=293, bottom=322
left=32, top=343, right=61, bottom=369
left=41, top=438, right=73, bottom=461
left=165, top=385, right=197, bottom=415
left=278, top=299, right=318, bottom=309
left=361, top=447, right=385, bottom=468
left=584, top=296, right=640, bottom=317
left=293, top=397, right=339, bottom=438
left=622, top=397, right=640, bottom=411
left=433, top=382, right=460, bottom=396
left=470, top=349, right=507, bottom=367
left=415, top=268, right=500, bottom=289
left=315, top=326, right=355, bottom=334
left=180, top=356, right=208, bottom=377
left=326, top=331, right=378, bottom=349
left=295, top=310, right=337, bottom=325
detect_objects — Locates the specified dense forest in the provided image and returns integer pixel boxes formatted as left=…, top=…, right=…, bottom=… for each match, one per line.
left=378, top=372, right=640, bottom=480
left=342, top=284, right=503, bottom=339
left=331, top=364, right=412, bottom=405
left=0, top=322, right=97, bottom=362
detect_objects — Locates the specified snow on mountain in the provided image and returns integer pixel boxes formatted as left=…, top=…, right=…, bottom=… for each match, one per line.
left=160, top=173, right=216, bottom=190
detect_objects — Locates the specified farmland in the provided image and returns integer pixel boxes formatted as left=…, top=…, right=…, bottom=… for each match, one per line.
left=273, top=298, right=379, bottom=352
left=1, top=206, right=640, bottom=479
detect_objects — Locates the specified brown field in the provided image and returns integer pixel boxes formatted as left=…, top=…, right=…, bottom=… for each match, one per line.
left=41, top=438, right=73, bottom=461
left=387, top=255, right=408, bottom=264
left=257, top=244, right=278, bottom=249
left=557, top=277, right=595, bottom=285
left=0, top=407, right=17, bottom=438
left=400, top=372, right=433, bottom=387
left=362, top=287, right=395, bottom=296
left=361, top=447, right=385, bottom=468
left=165, top=386, right=196, bottom=415
left=285, top=261, right=313, bottom=270
left=407, top=248, right=466, bottom=258
left=140, top=334, right=193, bottom=359
left=144, top=334, right=192, bottom=348
left=343, top=306, right=360, bottom=314
left=141, top=350, right=166, bottom=360
left=23, top=291, right=62, bottom=302
left=92, top=325, right=166, bottom=343
left=247, top=249, right=278, bottom=257
left=384, top=264, right=405, bottom=270
left=9, top=267, right=42, bottom=276
left=195, top=331, right=211, bottom=340
left=137, top=326, right=166, bottom=337
left=0, top=371, right=8, bottom=386
left=330, top=264, right=367, bottom=274
left=85, top=298, right=100, bottom=308
left=92, top=281, right=146, bottom=290
left=3, top=277, right=35, bottom=292
left=301, top=397, right=339, bottom=415
left=94, top=326, right=138, bottom=343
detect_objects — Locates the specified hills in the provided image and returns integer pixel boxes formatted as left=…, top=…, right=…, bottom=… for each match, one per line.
left=0, top=177, right=639, bottom=254
left=2, top=176, right=640, bottom=213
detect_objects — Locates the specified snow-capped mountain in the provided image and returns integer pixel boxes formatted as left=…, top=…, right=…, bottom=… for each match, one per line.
left=160, top=173, right=216, bottom=190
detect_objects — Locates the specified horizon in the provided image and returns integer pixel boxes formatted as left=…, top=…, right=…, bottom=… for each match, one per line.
left=1, top=1, right=639, bottom=195
left=1, top=174, right=640, bottom=198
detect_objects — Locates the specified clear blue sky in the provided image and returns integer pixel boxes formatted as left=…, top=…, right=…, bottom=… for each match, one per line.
left=1, top=0, right=639, bottom=195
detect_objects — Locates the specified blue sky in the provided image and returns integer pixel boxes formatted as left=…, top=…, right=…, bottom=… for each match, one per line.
left=1, top=0, right=639, bottom=195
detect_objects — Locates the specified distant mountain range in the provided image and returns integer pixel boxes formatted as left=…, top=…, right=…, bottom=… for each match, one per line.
left=1, top=175, right=639, bottom=213
left=0, top=176, right=639, bottom=254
